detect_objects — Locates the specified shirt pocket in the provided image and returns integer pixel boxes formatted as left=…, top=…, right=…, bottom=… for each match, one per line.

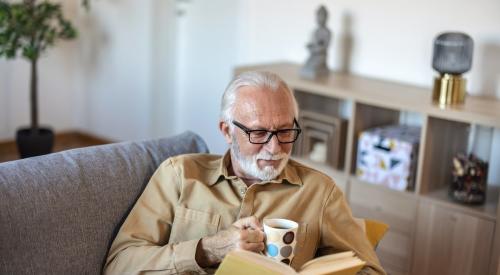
left=169, top=206, right=221, bottom=243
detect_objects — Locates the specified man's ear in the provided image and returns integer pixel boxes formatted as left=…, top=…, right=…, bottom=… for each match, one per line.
left=219, top=120, right=232, bottom=144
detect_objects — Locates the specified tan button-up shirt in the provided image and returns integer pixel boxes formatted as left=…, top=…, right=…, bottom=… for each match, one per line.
left=104, top=152, right=385, bottom=274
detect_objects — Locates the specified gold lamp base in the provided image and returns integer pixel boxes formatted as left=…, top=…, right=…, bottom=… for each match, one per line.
left=432, top=74, right=466, bottom=107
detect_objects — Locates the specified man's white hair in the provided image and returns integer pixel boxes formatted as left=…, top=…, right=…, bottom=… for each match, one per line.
left=220, top=71, right=299, bottom=125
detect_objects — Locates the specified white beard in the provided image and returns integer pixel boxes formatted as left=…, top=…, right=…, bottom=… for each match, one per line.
left=230, top=135, right=290, bottom=181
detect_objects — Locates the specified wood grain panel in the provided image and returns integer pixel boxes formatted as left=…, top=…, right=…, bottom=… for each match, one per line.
left=419, top=117, right=469, bottom=194
left=349, top=180, right=417, bottom=234
left=491, top=200, right=500, bottom=275
left=413, top=201, right=494, bottom=275
left=349, top=180, right=418, bottom=273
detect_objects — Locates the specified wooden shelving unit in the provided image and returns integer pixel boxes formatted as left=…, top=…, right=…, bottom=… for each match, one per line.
left=235, top=62, right=500, bottom=275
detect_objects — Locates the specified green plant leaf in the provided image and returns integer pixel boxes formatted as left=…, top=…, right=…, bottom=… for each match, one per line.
left=0, top=0, right=78, bottom=61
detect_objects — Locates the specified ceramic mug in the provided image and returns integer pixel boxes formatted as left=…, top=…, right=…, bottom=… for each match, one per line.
left=263, top=218, right=299, bottom=265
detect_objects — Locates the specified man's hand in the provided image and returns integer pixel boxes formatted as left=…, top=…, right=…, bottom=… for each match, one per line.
left=195, top=216, right=265, bottom=268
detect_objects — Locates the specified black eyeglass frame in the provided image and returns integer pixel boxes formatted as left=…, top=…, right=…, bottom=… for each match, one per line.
left=232, top=118, right=302, bottom=144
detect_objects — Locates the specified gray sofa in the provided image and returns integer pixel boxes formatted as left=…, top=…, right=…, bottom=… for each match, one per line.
left=0, top=131, right=209, bottom=274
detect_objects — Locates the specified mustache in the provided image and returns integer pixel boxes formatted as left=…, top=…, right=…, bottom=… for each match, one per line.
left=255, top=152, right=289, bottom=161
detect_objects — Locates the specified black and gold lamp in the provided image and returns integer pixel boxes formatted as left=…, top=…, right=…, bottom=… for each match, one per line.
left=432, top=32, right=474, bottom=107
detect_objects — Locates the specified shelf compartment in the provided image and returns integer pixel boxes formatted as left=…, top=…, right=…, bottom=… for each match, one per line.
left=350, top=103, right=424, bottom=192
left=419, top=116, right=470, bottom=194
left=293, top=91, right=350, bottom=171
left=294, top=90, right=351, bottom=119
left=349, top=103, right=400, bottom=174
left=293, top=110, right=348, bottom=170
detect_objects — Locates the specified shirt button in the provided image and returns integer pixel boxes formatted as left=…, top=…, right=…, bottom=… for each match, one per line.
left=240, top=188, right=246, bottom=195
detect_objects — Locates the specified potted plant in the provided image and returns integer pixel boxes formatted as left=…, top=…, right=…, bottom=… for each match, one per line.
left=0, top=0, right=78, bottom=158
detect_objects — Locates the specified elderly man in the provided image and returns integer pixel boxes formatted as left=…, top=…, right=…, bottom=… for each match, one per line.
left=104, top=72, right=385, bottom=274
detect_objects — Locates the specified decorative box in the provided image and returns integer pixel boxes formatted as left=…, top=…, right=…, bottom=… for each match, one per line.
left=356, top=125, right=421, bottom=191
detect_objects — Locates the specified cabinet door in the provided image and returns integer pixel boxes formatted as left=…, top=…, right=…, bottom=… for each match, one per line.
left=349, top=181, right=417, bottom=275
left=412, top=201, right=495, bottom=275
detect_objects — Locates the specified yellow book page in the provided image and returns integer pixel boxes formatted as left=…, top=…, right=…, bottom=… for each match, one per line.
left=216, top=250, right=297, bottom=275
left=299, top=256, right=365, bottom=275
left=299, top=263, right=364, bottom=275
left=299, top=251, right=355, bottom=271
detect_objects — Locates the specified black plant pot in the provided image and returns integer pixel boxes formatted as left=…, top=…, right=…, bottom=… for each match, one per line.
left=16, top=127, right=54, bottom=158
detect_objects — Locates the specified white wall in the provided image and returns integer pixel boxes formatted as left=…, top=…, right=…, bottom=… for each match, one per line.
left=150, top=0, right=178, bottom=139
left=75, top=0, right=154, bottom=141
left=0, top=59, right=9, bottom=140
left=173, top=0, right=242, bottom=153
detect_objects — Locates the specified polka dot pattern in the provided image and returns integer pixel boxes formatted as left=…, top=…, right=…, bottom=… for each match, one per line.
left=267, top=244, right=279, bottom=257
left=283, top=232, right=295, bottom=244
left=280, top=245, right=292, bottom=257
left=281, top=259, right=290, bottom=265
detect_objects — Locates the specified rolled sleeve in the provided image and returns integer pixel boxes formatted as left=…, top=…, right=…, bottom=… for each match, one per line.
left=173, top=239, right=208, bottom=274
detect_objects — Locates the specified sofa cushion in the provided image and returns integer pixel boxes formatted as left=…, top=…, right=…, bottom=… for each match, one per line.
left=0, top=131, right=209, bottom=274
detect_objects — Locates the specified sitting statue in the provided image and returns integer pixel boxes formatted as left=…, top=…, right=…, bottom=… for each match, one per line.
left=301, top=5, right=332, bottom=79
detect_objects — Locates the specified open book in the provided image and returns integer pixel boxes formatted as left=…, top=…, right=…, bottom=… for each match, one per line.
left=215, top=250, right=366, bottom=275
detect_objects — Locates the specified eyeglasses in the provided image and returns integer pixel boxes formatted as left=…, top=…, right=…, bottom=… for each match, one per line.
left=232, top=118, right=302, bottom=144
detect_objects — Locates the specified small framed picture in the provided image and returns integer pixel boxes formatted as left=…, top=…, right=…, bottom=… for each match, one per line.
left=294, top=110, right=348, bottom=169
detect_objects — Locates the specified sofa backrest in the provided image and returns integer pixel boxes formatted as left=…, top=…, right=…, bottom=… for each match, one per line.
left=0, top=131, right=209, bottom=274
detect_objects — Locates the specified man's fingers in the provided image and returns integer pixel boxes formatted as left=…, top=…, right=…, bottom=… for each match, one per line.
left=245, top=228, right=265, bottom=243
left=239, top=241, right=265, bottom=253
left=234, top=216, right=263, bottom=230
left=237, top=228, right=264, bottom=242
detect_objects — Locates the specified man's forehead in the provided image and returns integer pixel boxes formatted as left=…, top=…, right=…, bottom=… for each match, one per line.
left=233, top=91, right=295, bottom=129
left=235, top=86, right=292, bottom=106
left=234, top=87, right=294, bottom=116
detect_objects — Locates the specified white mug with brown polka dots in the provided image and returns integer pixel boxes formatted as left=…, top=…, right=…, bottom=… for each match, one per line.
left=263, top=218, right=299, bottom=265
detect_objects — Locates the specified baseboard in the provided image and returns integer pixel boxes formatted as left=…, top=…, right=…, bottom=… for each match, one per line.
left=54, top=131, right=113, bottom=146
left=0, top=131, right=113, bottom=162
left=0, top=139, right=17, bottom=155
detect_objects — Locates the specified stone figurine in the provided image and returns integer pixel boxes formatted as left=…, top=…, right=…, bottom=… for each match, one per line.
left=301, top=5, right=332, bottom=79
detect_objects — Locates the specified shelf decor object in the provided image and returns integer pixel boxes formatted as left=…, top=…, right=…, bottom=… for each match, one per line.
left=300, top=5, right=331, bottom=79
left=356, top=125, right=421, bottom=191
left=432, top=32, right=474, bottom=107
left=295, top=110, right=347, bottom=169
left=450, top=153, right=488, bottom=204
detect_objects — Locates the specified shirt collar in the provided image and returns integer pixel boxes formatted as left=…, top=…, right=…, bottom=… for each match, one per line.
left=208, top=150, right=303, bottom=186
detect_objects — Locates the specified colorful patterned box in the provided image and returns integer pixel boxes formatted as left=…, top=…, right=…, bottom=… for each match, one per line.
left=356, top=125, right=421, bottom=191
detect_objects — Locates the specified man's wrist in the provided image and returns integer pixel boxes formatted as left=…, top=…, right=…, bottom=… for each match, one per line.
left=195, top=237, right=220, bottom=268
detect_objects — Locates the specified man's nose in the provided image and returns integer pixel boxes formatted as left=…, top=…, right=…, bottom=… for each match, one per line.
left=264, top=134, right=282, bottom=154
